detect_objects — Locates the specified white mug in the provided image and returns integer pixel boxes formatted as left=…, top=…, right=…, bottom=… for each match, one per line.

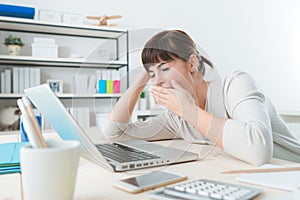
left=20, top=140, right=80, bottom=200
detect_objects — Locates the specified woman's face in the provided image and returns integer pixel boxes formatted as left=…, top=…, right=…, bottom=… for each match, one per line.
left=147, top=58, right=194, bottom=93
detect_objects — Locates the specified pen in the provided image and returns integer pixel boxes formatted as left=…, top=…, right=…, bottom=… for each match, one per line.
left=17, top=99, right=41, bottom=148
left=22, top=96, right=47, bottom=148
left=221, top=166, right=300, bottom=174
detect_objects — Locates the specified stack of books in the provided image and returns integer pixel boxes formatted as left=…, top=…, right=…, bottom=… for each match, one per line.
left=0, top=142, right=27, bottom=174
left=0, top=67, right=41, bottom=94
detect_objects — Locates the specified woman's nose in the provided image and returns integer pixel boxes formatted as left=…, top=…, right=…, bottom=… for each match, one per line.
left=152, top=73, right=164, bottom=86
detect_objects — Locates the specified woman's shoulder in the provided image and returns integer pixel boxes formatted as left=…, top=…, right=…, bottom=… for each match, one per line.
left=221, top=70, right=266, bottom=103
left=224, top=70, right=254, bottom=82
left=223, top=70, right=260, bottom=91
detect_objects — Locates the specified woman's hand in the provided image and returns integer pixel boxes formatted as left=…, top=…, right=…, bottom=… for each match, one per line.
left=149, top=80, right=198, bottom=120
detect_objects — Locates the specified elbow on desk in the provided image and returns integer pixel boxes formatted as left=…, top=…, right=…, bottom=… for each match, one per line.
left=238, top=131, right=273, bottom=166
left=245, top=144, right=272, bottom=166
left=101, top=120, right=124, bottom=141
left=244, top=125, right=273, bottom=166
left=223, top=120, right=273, bottom=166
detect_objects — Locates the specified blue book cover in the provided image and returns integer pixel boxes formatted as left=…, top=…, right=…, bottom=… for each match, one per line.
left=0, top=166, right=21, bottom=175
left=0, top=142, right=28, bottom=167
left=0, top=4, right=35, bottom=19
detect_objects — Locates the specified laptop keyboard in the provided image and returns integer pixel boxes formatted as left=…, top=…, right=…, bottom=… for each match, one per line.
left=95, top=143, right=161, bottom=163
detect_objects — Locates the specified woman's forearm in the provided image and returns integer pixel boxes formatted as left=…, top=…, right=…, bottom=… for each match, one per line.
left=187, top=107, right=226, bottom=149
left=109, top=70, right=150, bottom=123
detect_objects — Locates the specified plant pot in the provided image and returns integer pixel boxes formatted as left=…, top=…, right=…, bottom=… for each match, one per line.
left=139, top=98, right=147, bottom=110
left=7, top=45, right=22, bottom=56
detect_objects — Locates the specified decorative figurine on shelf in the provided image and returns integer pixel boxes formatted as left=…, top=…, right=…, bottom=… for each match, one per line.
left=0, top=106, right=21, bottom=131
left=86, top=15, right=122, bottom=26
left=4, top=34, right=25, bottom=56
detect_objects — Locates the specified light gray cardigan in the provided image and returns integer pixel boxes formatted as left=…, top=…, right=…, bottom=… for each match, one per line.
left=103, top=71, right=300, bottom=165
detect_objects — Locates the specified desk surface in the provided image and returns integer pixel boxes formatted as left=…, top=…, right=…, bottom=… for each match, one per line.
left=1, top=128, right=300, bottom=200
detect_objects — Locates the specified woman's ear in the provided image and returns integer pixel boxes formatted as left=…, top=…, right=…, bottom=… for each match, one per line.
left=188, top=54, right=198, bottom=72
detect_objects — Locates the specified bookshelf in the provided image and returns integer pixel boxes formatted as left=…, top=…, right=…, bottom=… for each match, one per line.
left=0, top=16, right=129, bottom=131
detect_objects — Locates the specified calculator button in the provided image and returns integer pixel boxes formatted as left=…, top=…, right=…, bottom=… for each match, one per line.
left=185, top=188, right=197, bottom=194
left=223, top=196, right=239, bottom=200
left=174, top=185, right=185, bottom=192
left=197, top=190, right=209, bottom=196
left=210, top=192, right=223, bottom=199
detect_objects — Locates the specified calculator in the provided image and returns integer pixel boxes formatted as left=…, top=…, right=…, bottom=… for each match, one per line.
left=149, top=179, right=261, bottom=200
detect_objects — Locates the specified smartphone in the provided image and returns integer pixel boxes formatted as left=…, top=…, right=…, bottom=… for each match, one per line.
left=113, top=170, right=187, bottom=194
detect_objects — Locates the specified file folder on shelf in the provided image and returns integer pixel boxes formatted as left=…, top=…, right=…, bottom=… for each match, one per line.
left=0, top=4, right=35, bottom=19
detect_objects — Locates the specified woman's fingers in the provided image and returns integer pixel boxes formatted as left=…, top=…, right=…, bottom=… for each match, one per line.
left=149, top=86, right=181, bottom=110
left=149, top=86, right=169, bottom=95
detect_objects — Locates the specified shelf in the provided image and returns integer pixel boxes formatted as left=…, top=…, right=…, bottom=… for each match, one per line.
left=0, top=16, right=127, bottom=39
left=135, top=109, right=164, bottom=116
left=278, top=110, right=300, bottom=117
left=279, top=110, right=300, bottom=123
left=0, top=55, right=127, bottom=69
left=0, top=93, right=122, bottom=99
left=57, top=93, right=122, bottom=99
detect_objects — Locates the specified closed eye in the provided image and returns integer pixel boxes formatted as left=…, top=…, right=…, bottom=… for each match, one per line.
left=148, top=72, right=155, bottom=78
left=148, top=62, right=169, bottom=78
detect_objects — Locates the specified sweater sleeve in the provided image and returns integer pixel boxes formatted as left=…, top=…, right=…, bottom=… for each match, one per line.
left=101, top=111, right=180, bottom=141
left=222, top=71, right=273, bottom=166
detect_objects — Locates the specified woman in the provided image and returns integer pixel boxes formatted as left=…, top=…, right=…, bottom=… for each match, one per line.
left=103, top=30, right=300, bottom=165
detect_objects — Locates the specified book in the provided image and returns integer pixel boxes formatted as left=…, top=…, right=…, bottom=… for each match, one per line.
left=0, top=4, right=35, bottom=19
left=29, top=68, right=35, bottom=88
left=88, top=75, right=97, bottom=94
left=13, top=67, right=19, bottom=93
left=24, top=67, right=30, bottom=89
left=0, top=142, right=28, bottom=174
left=73, top=74, right=88, bottom=94
left=5, top=69, right=11, bottom=93
left=0, top=72, right=5, bottom=94
left=18, top=68, right=24, bottom=93
left=34, top=68, right=41, bottom=86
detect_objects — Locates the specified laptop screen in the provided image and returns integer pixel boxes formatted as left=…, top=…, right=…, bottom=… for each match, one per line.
left=24, top=84, right=81, bottom=142
left=24, top=84, right=115, bottom=171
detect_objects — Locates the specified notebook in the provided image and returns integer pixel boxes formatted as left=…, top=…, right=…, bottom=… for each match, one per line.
left=236, top=164, right=300, bottom=192
left=24, top=84, right=198, bottom=172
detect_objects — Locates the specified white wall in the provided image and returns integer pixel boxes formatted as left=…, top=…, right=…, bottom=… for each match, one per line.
left=4, top=0, right=300, bottom=111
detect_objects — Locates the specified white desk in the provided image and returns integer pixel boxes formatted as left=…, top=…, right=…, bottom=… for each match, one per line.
left=0, top=129, right=299, bottom=200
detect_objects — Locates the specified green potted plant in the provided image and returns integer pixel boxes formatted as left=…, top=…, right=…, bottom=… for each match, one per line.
left=4, top=35, right=24, bottom=56
left=139, top=91, right=147, bottom=110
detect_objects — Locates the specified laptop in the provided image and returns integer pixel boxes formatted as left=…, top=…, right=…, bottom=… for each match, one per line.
left=24, top=84, right=198, bottom=172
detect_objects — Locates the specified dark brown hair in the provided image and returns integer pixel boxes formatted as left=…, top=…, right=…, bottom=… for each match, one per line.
left=141, top=30, right=213, bottom=75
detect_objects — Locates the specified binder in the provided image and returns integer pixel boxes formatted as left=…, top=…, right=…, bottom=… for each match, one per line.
left=0, top=142, right=28, bottom=174
left=0, top=4, right=35, bottom=19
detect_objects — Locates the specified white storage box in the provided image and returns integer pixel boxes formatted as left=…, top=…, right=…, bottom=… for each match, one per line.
left=31, top=43, right=58, bottom=58
left=62, top=13, right=84, bottom=25
left=39, top=9, right=61, bottom=22
left=33, top=37, right=56, bottom=45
